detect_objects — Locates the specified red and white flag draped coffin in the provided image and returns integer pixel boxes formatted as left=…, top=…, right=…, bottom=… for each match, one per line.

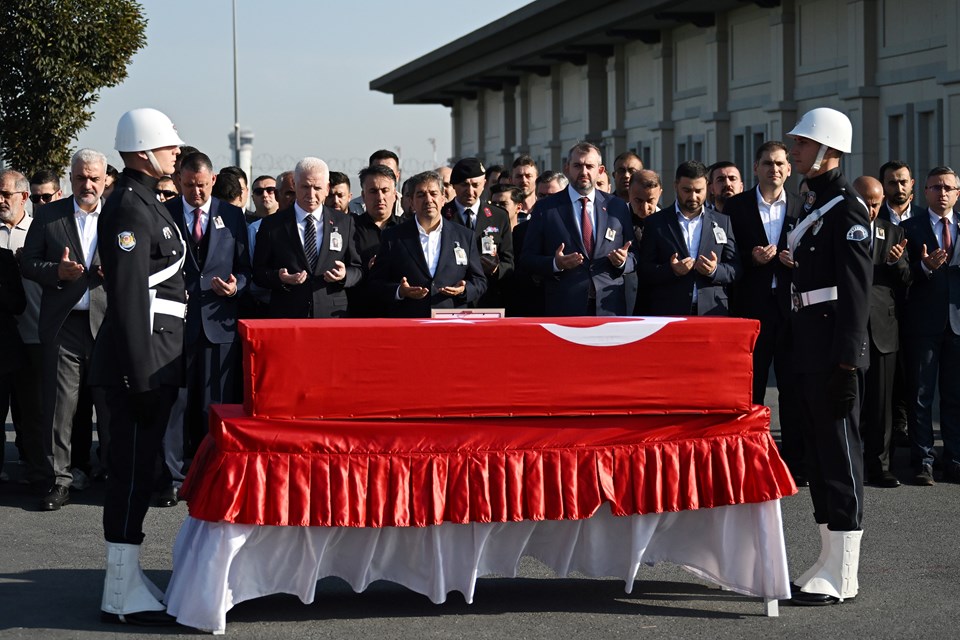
left=240, top=317, right=759, bottom=420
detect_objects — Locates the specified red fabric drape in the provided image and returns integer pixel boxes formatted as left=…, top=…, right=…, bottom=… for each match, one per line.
left=240, top=317, right=759, bottom=420
left=181, top=404, right=796, bottom=527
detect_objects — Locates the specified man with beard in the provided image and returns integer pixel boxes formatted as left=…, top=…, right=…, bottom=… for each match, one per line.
left=348, top=164, right=403, bottom=317
left=21, top=149, right=111, bottom=511
left=519, top=142, right=634, bottom=316
left=638, top=161, right=741, bottom=317
left=627, top=169, right=662, bottom=314
left=707, top=161, right=744, bottom=213
left=511, top=155, right=539, bottom=215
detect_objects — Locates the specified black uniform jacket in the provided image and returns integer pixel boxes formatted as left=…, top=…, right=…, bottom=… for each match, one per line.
left=90, top=168, right=186, bottom=392
left=789, top=168, right=872, bottom=373
left=867, top=218, right=910, bottom=354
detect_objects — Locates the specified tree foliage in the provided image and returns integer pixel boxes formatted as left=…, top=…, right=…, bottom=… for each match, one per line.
left=0, top=0, right=147, bottom=175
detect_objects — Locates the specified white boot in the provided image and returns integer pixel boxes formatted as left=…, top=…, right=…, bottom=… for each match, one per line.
left=101, top=542, right=166, bottom=617
left=798, top=530, right=862, bottom=602
left=794, top=523, right=830, bottom=588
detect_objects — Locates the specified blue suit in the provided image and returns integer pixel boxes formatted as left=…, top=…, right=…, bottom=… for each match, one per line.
left=162, top=197, right=251, bottom=490
left=518, top=188, right=635, bottom=316
left=901, top=211, right=960, bottom=470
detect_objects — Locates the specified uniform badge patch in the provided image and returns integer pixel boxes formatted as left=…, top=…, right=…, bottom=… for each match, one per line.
left=846, top=224, right=869, bottom=242
left=118, top=231, right=136, bottom=251
left=804, top=190, right=817, bottom=212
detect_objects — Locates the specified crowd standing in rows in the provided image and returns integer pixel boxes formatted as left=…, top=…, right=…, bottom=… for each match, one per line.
left=0, top=105, right=957, bottom=624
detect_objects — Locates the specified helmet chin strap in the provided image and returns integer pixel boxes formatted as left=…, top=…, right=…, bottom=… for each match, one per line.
left=810, top=144, right=829, bottom=172
left=144, top=150, right=165, bottom=176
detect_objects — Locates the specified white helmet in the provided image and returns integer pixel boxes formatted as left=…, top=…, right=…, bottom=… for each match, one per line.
left=787, top=108, right=852, bottom=154
left=114, top=108, right=184, bottom=152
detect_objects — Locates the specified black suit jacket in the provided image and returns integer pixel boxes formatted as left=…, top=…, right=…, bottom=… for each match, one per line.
left=901, top=210, right=960, bottom=336
left=90, top=168, right=186, bottom=392
left=441, top=201, right=514, bottom=302
left=867, top=218, right=910, bottom=353
left=518, top=189, right=635, bottom=316
left=638, top=205, right=741, bottom=316
left=0, top=248, right=26, bottom=375
left=369, top=217, right=487, bottom=318
left=252, top=205, right=362, bottom=318
left=725, top=187, right=801, bottom=319
left=20, top=197, right=106, bottom=343
left=167, top=197, right=251, bottom=344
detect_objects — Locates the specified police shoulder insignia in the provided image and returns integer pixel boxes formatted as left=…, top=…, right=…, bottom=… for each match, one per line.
left=846, top=225, right=869, bottom=242
left=118, top=231, right=136, bottom=251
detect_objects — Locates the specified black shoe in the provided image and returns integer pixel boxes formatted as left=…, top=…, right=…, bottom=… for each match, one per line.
left=913, top=464, right=935, bottom=486
left=40, top=485, right=70, bottom=511
left=866, top=470, right=901, bottom=488
left=155, top=486, right=178, bottom=508
left=943, top=462, right=960, bottom=484
left=791, top=590, right=847, bottom=606
left=793, top=474, right=810, bottom=488
left=101, top=610, right=179, bottom=626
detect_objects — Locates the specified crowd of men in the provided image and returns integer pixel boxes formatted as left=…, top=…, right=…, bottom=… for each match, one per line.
left=0, top=105, right=958, bottom=622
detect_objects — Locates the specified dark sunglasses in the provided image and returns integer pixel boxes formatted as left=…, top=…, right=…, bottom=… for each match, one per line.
left=155, top=189, right=178, bottom=199
left=29, top=193, right=57, bottom=204
left=253, top=186, right=276, bottom=196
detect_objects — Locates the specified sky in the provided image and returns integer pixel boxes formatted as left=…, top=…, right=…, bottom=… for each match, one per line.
left=73, top=0, right=527, bottom=178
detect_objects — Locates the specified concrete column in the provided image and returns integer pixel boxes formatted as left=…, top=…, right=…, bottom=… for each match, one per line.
left=702, top=17, right=730, bottom=163
left=652, top=33, right=675, bottom=201
left=499, top=82, right=517, bottom=166
left=545, top=66, right=563, bottom=170
left=451, top=99, right=462, bottom=161
left=511, top=76, right=530, bottom=156
left=584, top=53, right=608, bottom=145
left=764, top=0, right=797, bottom=140
left=603, top=45, right=627, bottom=160
left=840, top=0, right=880, bottom=178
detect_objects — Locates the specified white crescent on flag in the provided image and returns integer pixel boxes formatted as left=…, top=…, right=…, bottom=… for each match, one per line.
left=539, top=317, right=685, bottom=347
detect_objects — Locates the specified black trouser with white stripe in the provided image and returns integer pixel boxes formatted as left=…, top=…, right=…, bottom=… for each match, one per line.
left=101, top=386, right=178, bottom=544
left=797, top=370, right=865, bottom=531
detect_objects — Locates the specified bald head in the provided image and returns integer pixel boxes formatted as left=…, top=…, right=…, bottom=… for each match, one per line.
left=854, top=175, right=884, bottom=221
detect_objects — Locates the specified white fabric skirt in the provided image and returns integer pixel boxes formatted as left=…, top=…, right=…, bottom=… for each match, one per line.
left=166, top=501, right=790, bottom=634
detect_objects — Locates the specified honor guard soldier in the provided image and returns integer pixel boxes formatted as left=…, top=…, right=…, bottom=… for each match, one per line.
left=784, top=108, right=872, bottom=606
left=89, top=108, right=186, bottom=626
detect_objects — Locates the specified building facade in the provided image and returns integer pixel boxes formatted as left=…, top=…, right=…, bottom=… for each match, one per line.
left=372, top=0, right=960, bottom=200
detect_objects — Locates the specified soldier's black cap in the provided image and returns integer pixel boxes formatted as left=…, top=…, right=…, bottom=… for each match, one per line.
left=451, top=158, right=485, bottom=185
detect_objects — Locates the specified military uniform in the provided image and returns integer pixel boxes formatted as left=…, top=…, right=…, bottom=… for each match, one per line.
left=441, top=200, right=514, bottom=308
left=90, top=168, right=186, bottom=545
left=789, top=167, right=872, bottom=531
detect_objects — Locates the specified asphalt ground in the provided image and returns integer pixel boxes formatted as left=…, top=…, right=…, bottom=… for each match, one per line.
left=1, top=390, right=958, bottom=640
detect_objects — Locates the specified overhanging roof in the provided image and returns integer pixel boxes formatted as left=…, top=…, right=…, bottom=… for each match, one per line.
left=371, top=0, right=767, bottom=106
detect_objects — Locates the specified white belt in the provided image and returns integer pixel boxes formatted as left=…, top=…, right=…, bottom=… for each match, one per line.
left=791, top=285, right=838, bottom=311
left=148, top=290, right=186, bottom=333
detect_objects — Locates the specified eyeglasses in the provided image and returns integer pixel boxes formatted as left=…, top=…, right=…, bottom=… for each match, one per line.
left=925, top=185, right=958, bottom=193
left=0, top=190, right=24, bottom=200
left=253, top=186, right=276, bottom=196
left=155, top=189, right=178, bottom=199
left=29, top=193, right=57, bottom=204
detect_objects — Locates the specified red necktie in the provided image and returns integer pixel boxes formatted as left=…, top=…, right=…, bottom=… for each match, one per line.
left=580, top=197, right=593, bottom=256
left=192, top=209, right=203, bottom=243
left=942, top=217, right=953, bottom=261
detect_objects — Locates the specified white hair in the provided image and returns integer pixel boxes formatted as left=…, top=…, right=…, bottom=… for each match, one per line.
left=71, top=148, right=108, bottom=172
left=294, top=157, right=329, bottom=186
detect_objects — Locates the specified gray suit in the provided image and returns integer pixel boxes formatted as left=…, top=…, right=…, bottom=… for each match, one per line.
left=21, top=197, right=109, bottom=489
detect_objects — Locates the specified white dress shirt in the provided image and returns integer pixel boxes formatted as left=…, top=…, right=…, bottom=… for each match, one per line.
left=295, top=203, right=323, bottom=257
left=417, top=217, right=443, bottom=277
left=756, top=186, right=787, bottom=289
left=884, top=202, right=912, bottom=226
left=1, top=214, right=41, bottom=344
left=676, top=203, right=705, bottom=304
left=183, top=197, right=212, bottom=239
left=72, top=198, right=102, bottom=311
